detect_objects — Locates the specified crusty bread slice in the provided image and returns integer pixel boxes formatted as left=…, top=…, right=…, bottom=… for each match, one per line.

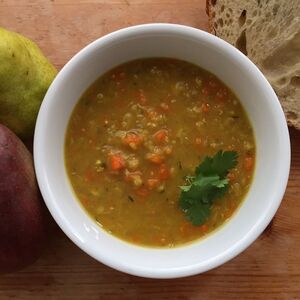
left=206, top=0, right=300, bottom=129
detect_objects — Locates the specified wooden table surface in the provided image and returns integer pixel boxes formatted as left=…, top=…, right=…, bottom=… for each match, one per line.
left=1, top=1, right=299, bottom=299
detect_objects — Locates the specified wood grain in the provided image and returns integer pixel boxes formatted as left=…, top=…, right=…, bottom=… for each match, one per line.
left=0, top=1, right=299, bottom=299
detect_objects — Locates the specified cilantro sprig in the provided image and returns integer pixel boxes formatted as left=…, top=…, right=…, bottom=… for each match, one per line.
left=179, top=150, right=238, bottom=226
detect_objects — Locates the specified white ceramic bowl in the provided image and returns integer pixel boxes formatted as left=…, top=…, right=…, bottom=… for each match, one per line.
left=34, top=24, right=290, bottom=279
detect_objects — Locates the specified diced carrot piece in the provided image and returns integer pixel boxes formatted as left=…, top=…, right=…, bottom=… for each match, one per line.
left=146, top=178, right=160, bottom=190
left=153, top=129, right=168, bottom=143
left=199, top=224, right=208, bottom=232
left=135, top=187, right=149, bottom=197
left=158, top=164, right=170, bottom=180
left=201, top=103, right=210, bottom=113
left=130, top=234, right=141, bottom=243
left=147, top=153, right=165, bottom=164
left=109, top=154, right=125, bottom=171
left=245, top=156, right=254, bottom=171
left=81, top=198, right=91, bottom=207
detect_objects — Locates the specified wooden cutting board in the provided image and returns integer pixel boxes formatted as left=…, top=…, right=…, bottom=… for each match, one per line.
left=0, top=1, right=299, bottom=299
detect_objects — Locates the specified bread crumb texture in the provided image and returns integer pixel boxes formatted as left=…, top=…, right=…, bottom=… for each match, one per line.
left=207, top=0, right=300, bottom=129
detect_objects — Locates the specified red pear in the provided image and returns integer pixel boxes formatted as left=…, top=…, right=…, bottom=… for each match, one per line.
left=0, top=124, right=46, bottom=272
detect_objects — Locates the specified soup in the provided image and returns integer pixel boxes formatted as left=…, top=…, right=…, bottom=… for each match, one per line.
left=65, top=58, right=255, bottom=247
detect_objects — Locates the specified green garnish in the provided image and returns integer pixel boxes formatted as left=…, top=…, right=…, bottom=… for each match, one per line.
left=128, top=195, right=134, bottom=202
left=179, top=150, right=238, bottom=226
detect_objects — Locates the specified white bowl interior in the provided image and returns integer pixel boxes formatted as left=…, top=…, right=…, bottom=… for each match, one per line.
left=34, top=24, right=290, bottom=278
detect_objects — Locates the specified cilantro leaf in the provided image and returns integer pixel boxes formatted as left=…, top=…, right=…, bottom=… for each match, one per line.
left=213, top=182, right=229, bottom=199
left=179, top=184, right=192, bottom=192
left=185, top=202, right=210, bottom=226
left=195, top=150, right=238, bottom=178
left=178, top=150, right=238, bottom=226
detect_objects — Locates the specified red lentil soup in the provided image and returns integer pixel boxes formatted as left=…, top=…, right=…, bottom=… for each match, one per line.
left=65, top=58, right=255, bottom=248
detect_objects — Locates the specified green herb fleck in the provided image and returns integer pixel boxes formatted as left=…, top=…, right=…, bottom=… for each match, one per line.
left=128, top=195, right=134, bottom=202
left=179, top=150, right=238, bottom=226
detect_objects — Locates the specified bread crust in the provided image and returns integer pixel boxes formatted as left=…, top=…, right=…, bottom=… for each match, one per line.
left=205, top=0, right=300, bottom=129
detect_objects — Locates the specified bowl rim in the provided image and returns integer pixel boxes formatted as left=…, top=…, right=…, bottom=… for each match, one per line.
left=34, top=23, right=291, bottom=278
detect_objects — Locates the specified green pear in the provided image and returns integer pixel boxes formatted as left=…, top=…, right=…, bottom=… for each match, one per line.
left=0, top=27, right=57, bottom=139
